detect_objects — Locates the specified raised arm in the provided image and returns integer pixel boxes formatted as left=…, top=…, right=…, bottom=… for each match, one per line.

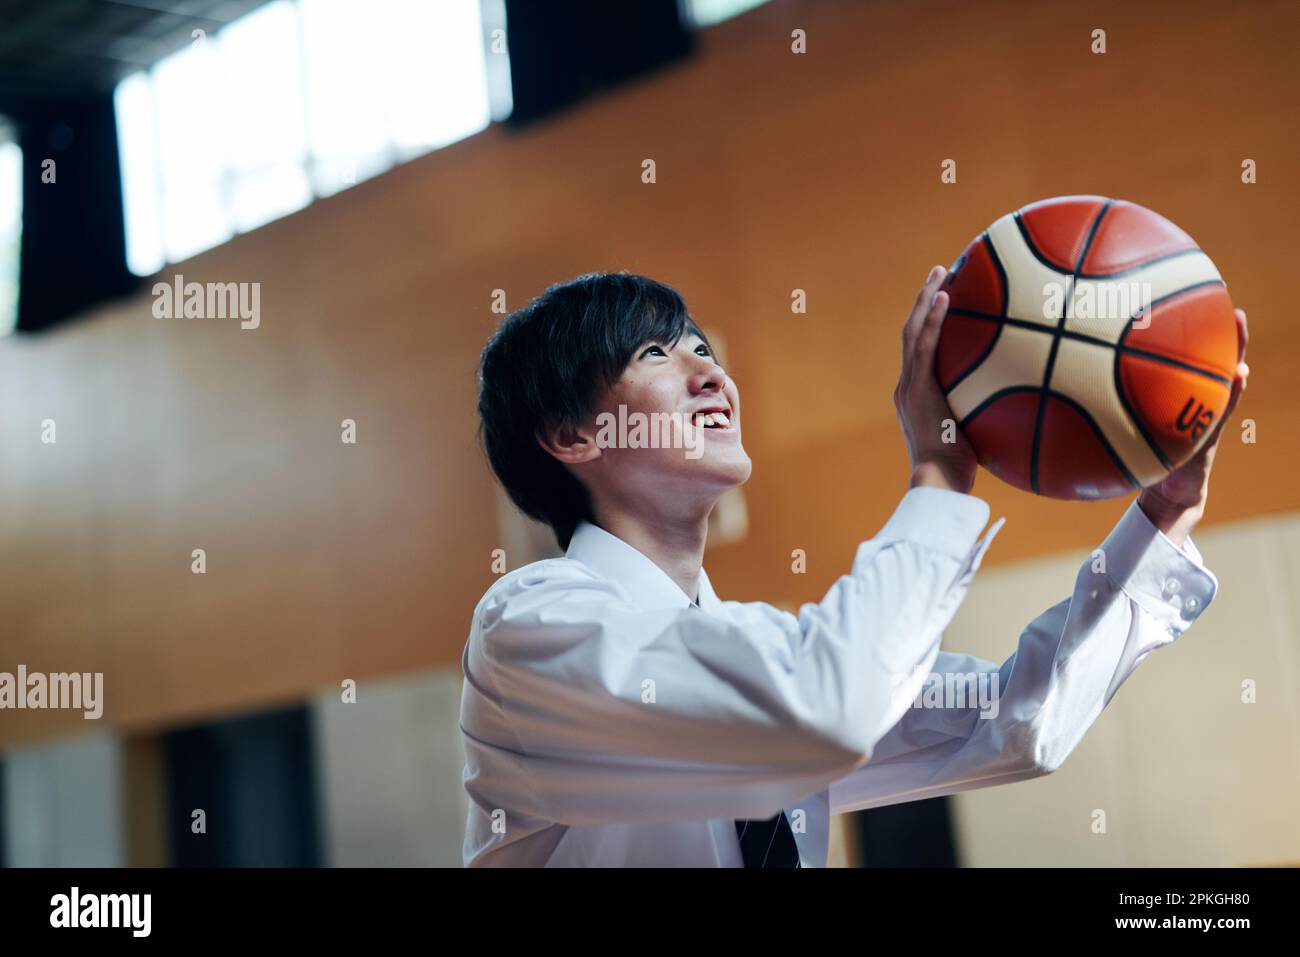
left=827, top=283, right=1251, bottom=814
left=464, top=486, right=995, bottom=826
left=829, top=495, right=1217, bottom=813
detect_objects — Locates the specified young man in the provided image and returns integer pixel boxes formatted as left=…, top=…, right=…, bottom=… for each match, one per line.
left=460, top=269, right=1249, bottom=867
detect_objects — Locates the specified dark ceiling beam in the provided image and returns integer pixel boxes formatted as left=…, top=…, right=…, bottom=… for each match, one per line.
left=503, top=0, right=694, bottom=126
left=0, top=0, right=272, bottom=99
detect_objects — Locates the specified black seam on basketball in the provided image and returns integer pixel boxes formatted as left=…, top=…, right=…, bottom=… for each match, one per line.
left=1113, top=278, right=1235, bottom=469
left=952, top=309, right=1106, bottom=345
left=943, top=233, right=1007, bottom=394
left=960, top=279, right=1230, bottom=367
left=1012, top=211, right=1076, bottom=274
left=1029, top=201, right=1111, bottom=495
left=1074, top=201, right=1112, bottom=273
left=989, top=231, right=1010, bottom=316
left=1031, top=361, right=1055, bottom=495
left=1076, top=246, right=1203, bottom=280
left=1118, top=347, right=1234, bottom=387
left=1118, top=278, right=1237, bottom=382
left=956, top=310, right=1237, bottom=390
left=942, top=322, right=1004, bottom=396
left=950, top=306, right=1037, bottom=324
left=1043, top=389, right=1142, bottom=491
left=957, top=385, right=1041, bottom=430
left=959, top=386, right=1140, bottom=493
left=949, top=278, right=1224, bottom=331
left=1128, top=278, right=1226, bottom=319
left=1112, top=343, right=1174, bottom=472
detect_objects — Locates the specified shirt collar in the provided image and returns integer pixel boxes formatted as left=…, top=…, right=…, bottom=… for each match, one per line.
left=566, top=520, right=726, bottom=616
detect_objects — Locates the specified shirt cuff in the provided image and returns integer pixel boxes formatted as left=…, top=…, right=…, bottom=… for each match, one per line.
left=1097, top=498, right=1218, bottom=636
left=873, top=486, right=992, bottom=561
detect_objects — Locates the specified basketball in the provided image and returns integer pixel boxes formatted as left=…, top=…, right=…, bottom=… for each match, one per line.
left=936, top=195, right=1239, bottom=500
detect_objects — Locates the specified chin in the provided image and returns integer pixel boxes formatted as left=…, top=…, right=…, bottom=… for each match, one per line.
left=707, top=449, right=753, bottom=489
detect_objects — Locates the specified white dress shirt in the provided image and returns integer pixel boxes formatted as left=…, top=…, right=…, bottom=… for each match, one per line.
left=459, top=486, right=1217, bottom=867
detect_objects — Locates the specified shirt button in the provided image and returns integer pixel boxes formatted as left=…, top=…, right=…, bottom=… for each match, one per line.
left=1185, top=596, right=1200, bottom=612
left=1164, top=578, right=1181, bottom=595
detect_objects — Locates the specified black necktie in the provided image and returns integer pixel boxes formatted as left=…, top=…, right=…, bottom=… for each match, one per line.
left=734, top=812, right=801, bottom=868
left=691, top=598, right=800, bottom=868
left=690, top=600, right=802, bottom=868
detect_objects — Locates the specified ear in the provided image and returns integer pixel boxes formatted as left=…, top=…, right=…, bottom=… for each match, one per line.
left=537, top=416, right=603, bottom=465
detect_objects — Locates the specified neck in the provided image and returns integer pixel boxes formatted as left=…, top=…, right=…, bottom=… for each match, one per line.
left=591, top=506, right=711, bottom=603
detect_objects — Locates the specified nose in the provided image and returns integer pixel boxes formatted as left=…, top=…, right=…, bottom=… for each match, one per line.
left=686, top=352, right=729, bottom=397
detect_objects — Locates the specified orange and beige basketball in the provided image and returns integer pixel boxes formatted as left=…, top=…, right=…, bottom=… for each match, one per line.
left=937, top=195, right=1239, bottom=500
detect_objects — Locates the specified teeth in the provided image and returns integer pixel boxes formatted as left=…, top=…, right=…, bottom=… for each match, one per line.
left=694, top=412, right=730, bottom=429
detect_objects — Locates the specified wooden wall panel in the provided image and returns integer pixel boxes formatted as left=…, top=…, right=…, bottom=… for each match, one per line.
left=2, top=0, right=1296, bottom=744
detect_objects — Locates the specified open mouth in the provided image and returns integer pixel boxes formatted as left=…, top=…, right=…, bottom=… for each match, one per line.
left=692, top=410, right=733, bottom=430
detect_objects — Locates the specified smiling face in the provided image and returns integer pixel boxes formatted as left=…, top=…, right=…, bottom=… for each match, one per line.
left=570, top=331, right=752, bottom=516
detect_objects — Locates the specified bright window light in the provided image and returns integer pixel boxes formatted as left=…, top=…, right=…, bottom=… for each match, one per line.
left=115, top=75, right=165, bottom=276
left=116, top=0, right=495, bottom=275
left=385, top=0, right=491, bottom=155
left=0, top=127, right=20, bottom=335
left=687, top=0, right=770, bottom=28
left=151, top=36, right=232, bottom=263
left=480, top=0, right=514, bottom=122
left=299, top=0, right=403, bottom=195
left=300, top=0, right=491, bottom=196
left=218, top=0, right=312, bottom=231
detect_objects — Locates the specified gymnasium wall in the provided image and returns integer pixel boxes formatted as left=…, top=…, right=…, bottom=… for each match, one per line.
left=2, top=0, right=1296, bottom=759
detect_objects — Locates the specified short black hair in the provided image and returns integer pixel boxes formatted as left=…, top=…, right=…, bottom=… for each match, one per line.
left=477, top=272, right=710, bottom=550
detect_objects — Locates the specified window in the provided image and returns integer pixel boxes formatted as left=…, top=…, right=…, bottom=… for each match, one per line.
left=0, top=121, right=20, bottom=335
left=116, top=0, right=505, bottom=277
left=685, top=0, right=770, bottom=28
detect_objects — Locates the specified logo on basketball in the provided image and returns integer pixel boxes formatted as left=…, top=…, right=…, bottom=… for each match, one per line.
left=1173, top=397, right=1215, bottom=443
